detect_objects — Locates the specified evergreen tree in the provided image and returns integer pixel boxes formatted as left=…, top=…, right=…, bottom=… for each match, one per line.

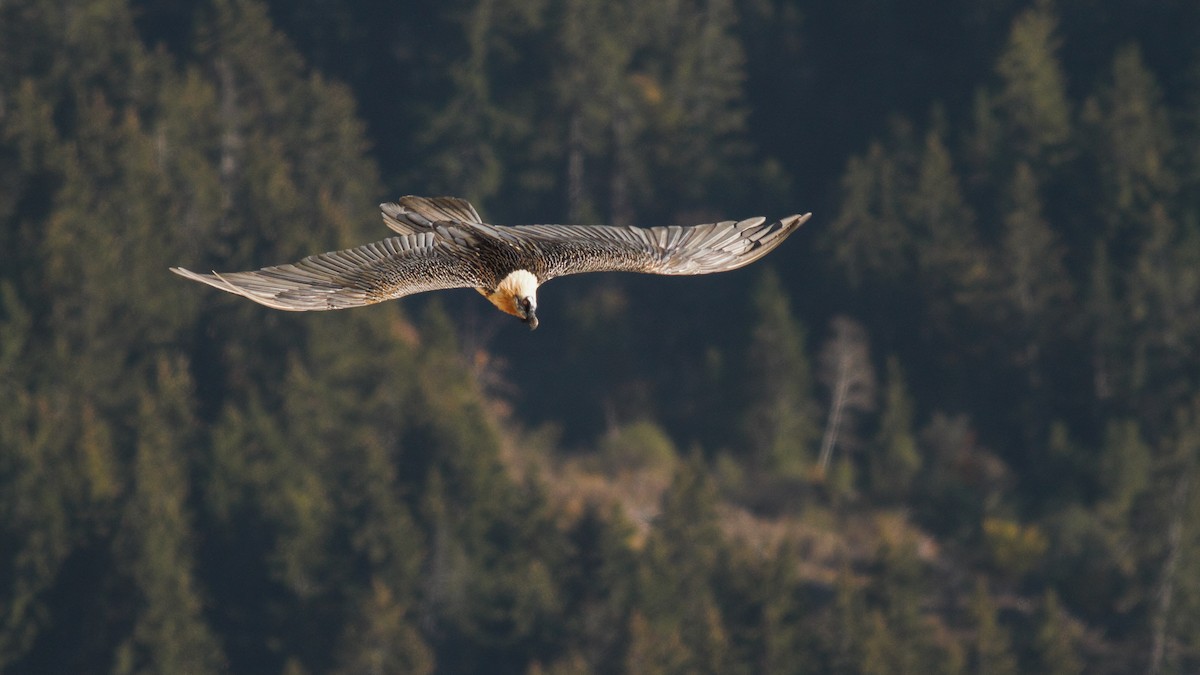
left=994, top=0, right=1071, bottom=166
left=907, top=128, right=984, bottom=337
left=827, top=139, right=914, bottom=289
left=1127, top=204, right=1200, bottom=422
left=1081, top=46, right=1177, bottom=409
left=966, top=577, right=1018, bottom=675
left=636, top=454, right=731, bottom=674
left=560, top=505, right=639, bottom=674
left=0, top=373, right=78, bottom=669
left=740, top=269, right=820, bottom=477
left=871, top=357, right=921, bottom=501
left=416, top=0, right=543, bottom=207
left=333, top=578, right=434, bottom=675
left=1031, top=589, right=1083, bottom=675
left=1097, top=419, right=1152, bottom=519
left=995, top=162, right=1073, bottom=390
left=869, top=540, right=934, bottom=674
left=1081, top=45, right=1176, bottom=230
left=549, top=0, right=750, bottom=224
left=114, top=357, right=224, bottom=675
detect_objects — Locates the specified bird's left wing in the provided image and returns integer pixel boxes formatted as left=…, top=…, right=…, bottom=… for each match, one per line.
left=380, top=196, right=483, bottom=235
left=171, top=230, right=487, bottom=311
left=476, top=213, right=811, bottom=281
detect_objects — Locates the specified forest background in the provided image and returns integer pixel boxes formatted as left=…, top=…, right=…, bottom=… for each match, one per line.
left=3, top=0, right=1200, bottom=673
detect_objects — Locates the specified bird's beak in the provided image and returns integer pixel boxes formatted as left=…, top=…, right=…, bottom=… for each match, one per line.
left=524, top=309, right=539, bottom=331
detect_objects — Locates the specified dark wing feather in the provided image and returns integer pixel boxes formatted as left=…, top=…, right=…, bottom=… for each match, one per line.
left=380, top=196, right=483, bottom=234
left=474, top=213, right=811, bottom=281
left=170, top=230, right=488, bottom=311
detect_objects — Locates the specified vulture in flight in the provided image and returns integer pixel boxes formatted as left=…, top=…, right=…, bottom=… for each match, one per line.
left=171, top=196, right=810, bottom=330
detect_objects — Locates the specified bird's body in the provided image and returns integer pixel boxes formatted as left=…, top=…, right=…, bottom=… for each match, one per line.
left=171, top=196, right=810, bottom=329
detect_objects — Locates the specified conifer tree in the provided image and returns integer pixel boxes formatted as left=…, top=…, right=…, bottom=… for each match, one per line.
left=908, top=129, right=984, bottom=335
left=995, top=162, right=1072, bottom=389
left=333, top=578, right=434, bottom=675
left=966, top=577, right=1018, bottom=675
left=740, top=269, right=820, bottom=477
left=1082, top=45, right=1176, bottom=229
left=1032, top=589, right=1083, bottom=675
left=827, top=140, right=914, bottom=288
left=560, top=505, right=639, bottom=673
left=114, top=357, right=224, bottom=675
left=416, top=0, right=544, bottom=207
left=636, top=454, right=731, bottom=674
left=994, top=0, right=1071, bottom=166
left=1127, top=205, right=1200, bottom=421
left=871, top=357, right=921, bottom=501
left=869, top=540, right=940, bottom=674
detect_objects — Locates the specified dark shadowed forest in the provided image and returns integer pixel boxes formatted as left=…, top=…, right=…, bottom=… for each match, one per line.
left=3, top=0, right=1200, bottom=672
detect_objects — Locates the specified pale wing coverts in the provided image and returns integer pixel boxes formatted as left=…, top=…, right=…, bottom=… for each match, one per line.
left=171, top=196, right=810, bottom=312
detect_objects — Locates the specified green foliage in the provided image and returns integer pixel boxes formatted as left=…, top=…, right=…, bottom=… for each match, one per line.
left=981, top=518, right=1048, bottom=581
left=598, top=421, right=679, bottom=476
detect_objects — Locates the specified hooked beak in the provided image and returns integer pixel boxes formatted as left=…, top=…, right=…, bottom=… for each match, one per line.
left=524, top=309, right=539, bottom=331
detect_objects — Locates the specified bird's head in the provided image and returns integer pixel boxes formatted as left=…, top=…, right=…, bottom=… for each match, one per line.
left=491, top=269, right=540, bottom=330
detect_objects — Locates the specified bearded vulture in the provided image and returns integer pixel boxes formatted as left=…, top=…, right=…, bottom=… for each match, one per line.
left=171, top=196, right=810, bottom=330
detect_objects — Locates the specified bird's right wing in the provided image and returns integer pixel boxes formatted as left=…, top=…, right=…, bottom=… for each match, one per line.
left=478, top=213, right=811, bottom=280
left=171, top=230, right=486, bottom=311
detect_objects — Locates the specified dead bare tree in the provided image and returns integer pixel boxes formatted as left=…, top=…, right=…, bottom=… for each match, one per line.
left=1148, top=469, right=1191, bottom=675
left=817, top=316, right=877, bottom=476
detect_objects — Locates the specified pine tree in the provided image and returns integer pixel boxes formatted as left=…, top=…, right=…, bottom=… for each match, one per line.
left=1081, top=45, right=1175, bottom=229
left=907, top=128, right=984, bottom=336
left=740, top=269, right=820, bottom=477
left=995, top=162, right=1073, bottom=389
left=560, top=505, right=639, bottom=673
left=333, top=578, right=434, bottom=675
left=994, top=0, right=1071, bottom=166
left=636, top=454, right=731, bottom=674
left=1127, top=204, right=1200, bottom=422
left=859, top=610, right=900, bottom=675
left=827, top=140, right=914, bottom=288
left=554, top=0, right=636, bottom=223
left=1097, top=419, right=1152, bottom=519
left=1086, top=241, right=1123, bottom=402
left=0, top=379, right=79, bottom=669
left=114, top=357, right=224, bottom=675
left=624, top=611, right=692, bottom=675
left=1032, top=590, right=1083, bottom=675
left=871, top=357, right=921, bottom=501
left=415, top=0, right=543, bottom=207
left=966, top=577, right=1018, bottom=675
left=550, top=0, right=750, bottom=224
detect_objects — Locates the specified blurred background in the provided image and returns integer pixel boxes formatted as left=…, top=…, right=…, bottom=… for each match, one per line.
left=3, top=0, right=1200, bottom=672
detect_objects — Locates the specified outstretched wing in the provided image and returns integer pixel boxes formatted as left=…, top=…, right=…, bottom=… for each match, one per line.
left=476, top=213, right=811, bottom=281
left=380, top=196, right=483, bottom=235
left=171, top=230, right=488, bottom=311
